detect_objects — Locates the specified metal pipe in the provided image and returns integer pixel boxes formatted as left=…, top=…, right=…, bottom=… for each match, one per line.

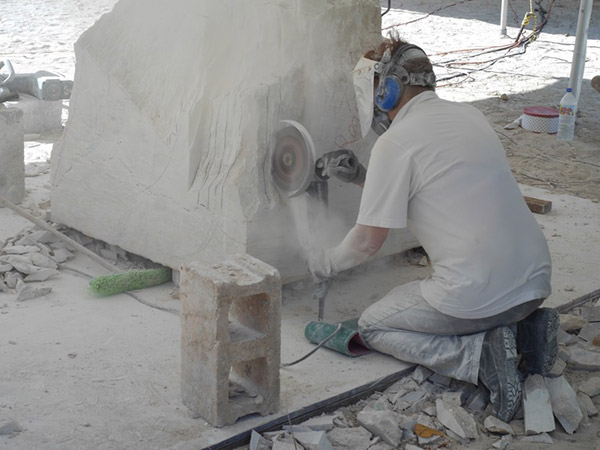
left=568, top=0, right=593, bottom=105
left=500, top=0, right=508, bottom=36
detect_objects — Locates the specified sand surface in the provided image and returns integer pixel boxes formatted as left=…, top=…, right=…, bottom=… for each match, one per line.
left=1, top=0, right=599, bottom=449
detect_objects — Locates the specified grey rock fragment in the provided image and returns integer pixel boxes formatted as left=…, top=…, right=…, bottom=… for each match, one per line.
left=577, top=376, right=600, bottom=396
left=492, top=434, right=513, bottom=449
left=465, top=387, right=487, bottom=412
left=293, top=430, right=334, bottom=450
left=567, top=347, right=600, bottom=370
left=0, top=255, right=38, bottom=274
left=404, top=444, right=424, bottom=450
left=30, top=252, right=58, bottom=269
left=300, top=414, right=336, bottom=431
left=557, top=328, right=580, bottom=346
left=326, top=426, right=371, bottom=448
left=547, top=357, right=566, bottom=378
left=560, top=314, right=587, bottom=332
left=483, top=415, right=514, bottom=435
left=429, top=373, right=451, bottom=388
left=356, top=409, right=403, bottom=447
left=435, top=399, right=478, bottom=439
left=368, top=441, right=394, bottom=450
left=523, top=375, right=555, bottom=434
left=582, top=305, right=600, bottom=323
left=519, top=432, right=553, bottom=444
left=412, top=366, right=433, bottom=384
left=271, top=439, right=298, bottom=450
left=2, top=245, right=40, bottom=254
left=577, top=392, right=598, bottom=417
left=578, top=323, right=600, bottom=342
left=15, top=279, right=52, bottom=302
left=394, top=389, right=427, bottom=412
left=52, top=247, right=74, bottom=263
left=24, top=268, right=59, bottom=282
left=249, top=430, right=271, bottom=450
left=282, top=425, right=312, bottom=434
left=0, top=420, right=23, bottom=436
left=545, top=376, right=583, bottom=434
left=4, top=271, right=22, bottom=289
left=0, top=263, right=12, bottom=273
left=441, top=391, right=463, bottom=406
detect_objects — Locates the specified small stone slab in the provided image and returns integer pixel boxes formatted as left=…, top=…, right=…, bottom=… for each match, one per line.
left=357, top=409, right=403, bottom=447
left=249, top=430, right=271, bottom=450
left=520, top=432, right=553, bottom=444
left=52, top=247, right=74, bottom=263
left=492, top=434, right=513, bottom=449
left=577, top=392, right=598, bottom=417
left=293, top=430, right=334, bottom=450
left=429, top=373, right=452, bottom=387
left=1, top=245, right=40, bottom=255
left=567, top=347, right=600, bottom=370
left=523, top=375, right=555, bottom=434
left=327, top=426, right=372, bottom=448
left=582, top=306, right=600, bottom=323
left=577, top=376, right=600, bottom=397
left=412, top=366, right=433, bottom=384
left=0, top=420, right=23, bottom=436
left=557, top=328, right=580, bottom=346
left=484, top=415, right=514, bottom=435
left=24, top=268, right=59, bottom=282
left=15, top=280, right=52, bottom=302
left=465, top=387, right=487, bottom=412
left=547, top=357, right=566, bottom=378
left=300, top=414, right=336, bottom=431
left=559, top=314, right=587, bottom=332
left=435, top=399, right=478, bottom=439
left=578, top=323, right=600, bottom=342
left=545, top=376, right=583, bottom=434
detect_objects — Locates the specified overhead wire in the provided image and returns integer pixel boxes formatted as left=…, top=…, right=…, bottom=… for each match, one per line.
left=383, top=0, right=557, bottom=87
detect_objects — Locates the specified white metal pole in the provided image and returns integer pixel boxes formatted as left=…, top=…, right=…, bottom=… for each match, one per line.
left=500, top=0, right=508, bottom=35
left=569, top=0, right=594, bottom=105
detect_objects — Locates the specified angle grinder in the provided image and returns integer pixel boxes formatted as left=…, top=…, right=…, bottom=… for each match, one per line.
left=271, top=120, right=329, bottom=320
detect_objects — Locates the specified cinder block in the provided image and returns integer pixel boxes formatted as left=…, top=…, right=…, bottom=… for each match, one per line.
left=0, top=107, right=25, bottom=204
left=180, top=253, right=281, bottom=427
left=5, top=94, right=62, bottom=133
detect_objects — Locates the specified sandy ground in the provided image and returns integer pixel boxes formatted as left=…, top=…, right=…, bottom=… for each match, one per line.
left=1, top=0, right=599, bottom=449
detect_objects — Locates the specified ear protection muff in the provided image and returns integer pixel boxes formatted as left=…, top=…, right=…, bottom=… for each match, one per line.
left=374, top=44, right=434, bottom=113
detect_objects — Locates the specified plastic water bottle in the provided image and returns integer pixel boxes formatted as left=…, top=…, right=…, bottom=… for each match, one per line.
left=557, top=88, right=577, bottom=141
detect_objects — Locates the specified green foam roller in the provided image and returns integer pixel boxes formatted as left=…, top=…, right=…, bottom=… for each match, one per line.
left=304, top=318, right=371, bottom=357
left=90, top=268, right=172, bottom=296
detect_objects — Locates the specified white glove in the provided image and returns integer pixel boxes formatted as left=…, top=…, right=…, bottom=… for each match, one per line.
left=307, top=226, right=377, bottom=282
left=307, top=249, right=336, bottom=282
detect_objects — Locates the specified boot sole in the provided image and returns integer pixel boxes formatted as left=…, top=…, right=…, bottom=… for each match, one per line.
left=518, top=308, right=559, bottom=375
left=481, top=327, right=522, bottom=422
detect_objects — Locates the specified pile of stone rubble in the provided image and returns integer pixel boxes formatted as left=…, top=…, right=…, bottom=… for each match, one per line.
left=0, top=225, right=144, bottom=301
left=244, top=304, right=600, bottom=450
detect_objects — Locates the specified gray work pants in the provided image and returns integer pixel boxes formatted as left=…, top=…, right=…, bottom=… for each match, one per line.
left=358, top=281, right=543, bottom=384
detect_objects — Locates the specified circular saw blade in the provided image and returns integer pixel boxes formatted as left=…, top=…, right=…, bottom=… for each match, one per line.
left=272, top=120, right=316, bottom=197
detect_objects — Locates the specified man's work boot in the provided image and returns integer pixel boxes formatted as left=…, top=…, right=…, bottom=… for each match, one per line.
left=517, top=307, right=559, bottom=375
left=479, top=326, right=521, bottom=422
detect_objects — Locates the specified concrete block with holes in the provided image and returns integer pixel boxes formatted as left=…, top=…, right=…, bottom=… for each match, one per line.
left=180, top=253, right=281, bottom=427
left=0, top=107, right=25, bottom=204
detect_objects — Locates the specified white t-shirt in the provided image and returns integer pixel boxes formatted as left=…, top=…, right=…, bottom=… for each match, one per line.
left=357, top=91, right=552, bottom=319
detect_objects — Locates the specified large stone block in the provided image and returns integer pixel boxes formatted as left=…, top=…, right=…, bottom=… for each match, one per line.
left=50, top=0, right=417, bottom=280
left=180, top=253, right=281, bottom=427
left=0, top=107, right=25, bottom=204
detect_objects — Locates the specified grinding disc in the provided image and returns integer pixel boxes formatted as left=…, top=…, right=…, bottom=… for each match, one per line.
left=271, top=120, right=316, bottom=197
